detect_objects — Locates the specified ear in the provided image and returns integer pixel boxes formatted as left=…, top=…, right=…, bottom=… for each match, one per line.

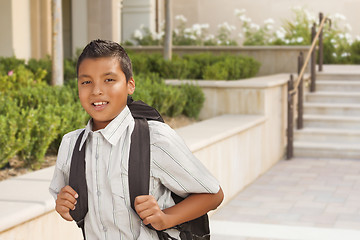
left=127, top=77, right=135, bottom=95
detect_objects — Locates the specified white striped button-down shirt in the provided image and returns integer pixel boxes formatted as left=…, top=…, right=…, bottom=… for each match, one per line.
left=49, top=106, right=220, bottom=240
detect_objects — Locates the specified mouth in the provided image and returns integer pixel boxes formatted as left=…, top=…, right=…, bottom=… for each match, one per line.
left=91, top=101, right=109, bottom=110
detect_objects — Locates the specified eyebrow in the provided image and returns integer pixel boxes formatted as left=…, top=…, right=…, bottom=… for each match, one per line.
left=78, top=72, right=117, bottom=79
left=78, top=74, right=91, bottom=79
left=103, top=72, right=117, bottom=77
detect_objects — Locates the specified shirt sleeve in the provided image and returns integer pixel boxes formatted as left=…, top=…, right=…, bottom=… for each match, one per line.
left=48, top=131, right=77, bottom=200
left=149, top=121, right=220, bottom=198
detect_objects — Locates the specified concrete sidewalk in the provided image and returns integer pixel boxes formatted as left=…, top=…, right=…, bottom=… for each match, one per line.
left=210, top=157, right=360, bottom=240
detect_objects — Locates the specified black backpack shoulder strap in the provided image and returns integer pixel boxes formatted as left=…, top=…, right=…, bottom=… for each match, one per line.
left=128, top=118, right=178, bottom=240
left=69, top=129, right=88, bottom=238
left=127, top=96, right=164, bottom=123
left=129, top=118, right=151, bottom=210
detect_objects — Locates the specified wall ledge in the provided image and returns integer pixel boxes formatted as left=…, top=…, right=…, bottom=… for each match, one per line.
left=177, top=114, right=266, bottom=152
left=0, top=166, right=55, bottom=233
left=165, top=74, right=290, bottom=89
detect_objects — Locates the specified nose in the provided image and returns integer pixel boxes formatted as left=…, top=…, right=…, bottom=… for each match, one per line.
left=92, top=82, right=103, bottom=95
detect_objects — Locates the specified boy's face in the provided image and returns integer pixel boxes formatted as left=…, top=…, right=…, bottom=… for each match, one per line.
left=78, top=57, right=135, bottom=131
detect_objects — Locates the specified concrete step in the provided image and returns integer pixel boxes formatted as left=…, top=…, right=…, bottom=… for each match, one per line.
left=303, top=103, right=360, bottom=116
left=303, top=115, right=360, bottom=129
left=294, top=128, right=360, bottom=144
left=316, top=81, right=360, bottom=92
left=316, top=72, right=360, bottom=81
left=305, top=92, right=360, bottom=104
left=294, top=141, right=360, bottom=159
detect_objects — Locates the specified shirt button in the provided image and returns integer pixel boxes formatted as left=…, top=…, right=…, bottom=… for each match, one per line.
left=97, top=191, right=101, bottom=196
left=103, top=227, right=107, bottom=232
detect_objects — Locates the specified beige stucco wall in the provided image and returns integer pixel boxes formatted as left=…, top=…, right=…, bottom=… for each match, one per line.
left=12, top=0, right=32, bottom=59
left=72, top=0, right=88, bottom=55
left=170, top=0, right=360, bottom=40
left=30, top=0, right=52, bottom=59
left=0, top=1, right=13, bottom=57
left=0, top=211, right=82, bottom=240
left=0, top=0, right=33, bottom=59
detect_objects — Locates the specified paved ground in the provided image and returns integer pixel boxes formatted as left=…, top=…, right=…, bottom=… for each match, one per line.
left=210, top=157, right=360, bottom=240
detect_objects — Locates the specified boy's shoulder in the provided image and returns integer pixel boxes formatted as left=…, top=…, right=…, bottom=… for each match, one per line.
left=62, top=128, right=85, bottom=142
left=56, top=128, right=85, bottom=171
left=148, top=120, right=174, bottom=137
left=147, top=120, right=186, bottom=147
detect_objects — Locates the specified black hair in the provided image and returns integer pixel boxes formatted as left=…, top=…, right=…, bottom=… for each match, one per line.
left=76, top=39, right=133, bottom=82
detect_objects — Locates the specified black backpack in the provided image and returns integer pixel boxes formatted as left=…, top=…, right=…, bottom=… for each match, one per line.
left=68, top=96, right=210, bottom=240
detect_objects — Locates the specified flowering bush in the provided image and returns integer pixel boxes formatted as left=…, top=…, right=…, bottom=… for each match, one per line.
left=127, top=8, right=359, bottom=64
left=129, top=15, right=238, bottom=46
left=235, top=9, right=275, bottom=45
left=234, top=7, right=357, bottom=64
left=131, top=25, right=163, bottom=46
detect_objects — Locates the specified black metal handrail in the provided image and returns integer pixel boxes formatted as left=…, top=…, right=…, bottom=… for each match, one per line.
left=286, top=12, right=331, bottom=160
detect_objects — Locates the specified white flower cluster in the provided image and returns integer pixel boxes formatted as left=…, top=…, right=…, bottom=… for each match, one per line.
left=218, top=22, right=236, bottom=32
left=175, top=15, right=187, bottom=23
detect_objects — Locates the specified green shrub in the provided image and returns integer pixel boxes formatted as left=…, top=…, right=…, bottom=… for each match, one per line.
left=350, top=40, right=360, bottom=64
left=0, top=65, right=47, bottom=92
left=129, top=52, right=260, bottom=80
left=132, top=73, right=158, bottom=106
left=182, top=53, right=222, bottom=79
left=133, top=74, right=202, bottom=118
left=0, top=57, right=26, bottom=75
left=181, top=84, right=205, bottom=119
left=18, top=105, right=61, bottom=169
left=166, top=86, right=187, bottom=117
left=27, top=56, right=77, bottom=84
left=27, top=56, right=52, bottom=84
left=160, top=55, right=191, bottom=79
left=203, top=55, right=260, bottom=80
left=0, top=68, right=88, bottom=169
left=0, top=96, right=21, bottom=168
left=64, top=58, right=77, bottom=82
left=0, top=95, right=37, bottom=168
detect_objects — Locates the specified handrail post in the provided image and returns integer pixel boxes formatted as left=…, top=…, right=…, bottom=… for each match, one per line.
left=318, top=12, right=324, bottom=72
left=287, top=75, right=294, bottom=160
left=297, top=52, right=304, bottom=129
left=310, top=23, right=316, bottom=92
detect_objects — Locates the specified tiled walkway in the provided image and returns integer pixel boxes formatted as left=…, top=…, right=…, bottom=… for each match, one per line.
left=210, top=157, right=360, bottom=240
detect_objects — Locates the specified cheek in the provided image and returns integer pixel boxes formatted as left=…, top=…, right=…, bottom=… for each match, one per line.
left=78, top=89, right=88, bottom=107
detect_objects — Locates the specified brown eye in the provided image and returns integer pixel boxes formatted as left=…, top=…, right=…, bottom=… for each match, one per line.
left=81, top=81, right=91, bottom=85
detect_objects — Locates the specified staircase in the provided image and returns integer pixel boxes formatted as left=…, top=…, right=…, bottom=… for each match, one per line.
left=293, top=65, right=360, bottom=160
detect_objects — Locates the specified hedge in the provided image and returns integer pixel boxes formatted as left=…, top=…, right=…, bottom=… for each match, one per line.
left=0, top=66, right=204, bottom=169
left=128, top=52, right=260, bottom=80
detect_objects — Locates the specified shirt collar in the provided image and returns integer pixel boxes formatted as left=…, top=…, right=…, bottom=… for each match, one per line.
left=79, top=106, right=134, bottom=149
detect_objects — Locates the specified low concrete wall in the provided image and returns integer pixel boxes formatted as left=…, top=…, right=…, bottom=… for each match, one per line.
left=0, top=74, right=289, bottom=239
left=126, top=45, right=310, bottom=76
left=168, top=74, right=289, bottom=193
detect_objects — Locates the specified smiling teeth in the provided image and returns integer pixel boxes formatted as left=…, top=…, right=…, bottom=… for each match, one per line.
left=93, top=102, right=108, bottom=106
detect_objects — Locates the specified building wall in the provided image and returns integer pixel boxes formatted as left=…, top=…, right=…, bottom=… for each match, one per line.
left=12, top=0, right=32, bottom=59
left=170, top=0, right=360, bottom=40
left=87, top=0, right=122, bottom=43
left=30, top=0, right=52, bottom=59
left=0, top=1, right=13, bottom=57
left=122, top=0, right=156, bottom=43
left=71, top=0, right=88, bottom=55
left=0, top=0, right=124, bottom=60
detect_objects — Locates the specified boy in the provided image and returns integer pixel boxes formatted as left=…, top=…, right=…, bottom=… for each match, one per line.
left=49, top=39, right=223, bottom=240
